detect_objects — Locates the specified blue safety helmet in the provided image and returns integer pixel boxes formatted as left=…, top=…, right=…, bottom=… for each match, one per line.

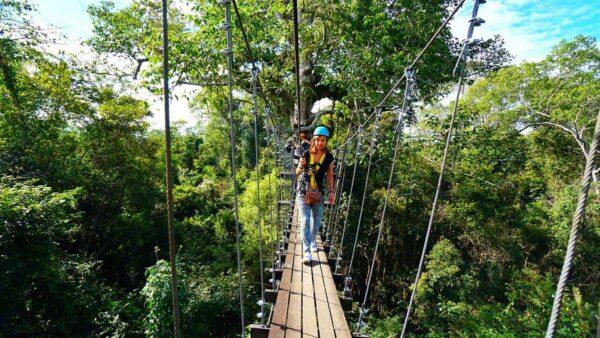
left=313, top=126, right=330, bottom=138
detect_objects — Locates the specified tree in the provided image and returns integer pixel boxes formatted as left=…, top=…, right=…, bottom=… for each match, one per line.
left=461, top=36, right=600, bottom=191
left=87, top=0, right=508, bottom=128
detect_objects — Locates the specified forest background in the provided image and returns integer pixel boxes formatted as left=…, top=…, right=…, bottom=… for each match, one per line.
left=1, top=0, right=599, bottom=336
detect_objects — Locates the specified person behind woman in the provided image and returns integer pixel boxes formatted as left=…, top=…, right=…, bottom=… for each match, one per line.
left=295, top=126, right=335, bottom=263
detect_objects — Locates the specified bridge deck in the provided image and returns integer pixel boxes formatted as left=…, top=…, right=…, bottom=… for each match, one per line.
left=269, top=206, right=352, bottom=338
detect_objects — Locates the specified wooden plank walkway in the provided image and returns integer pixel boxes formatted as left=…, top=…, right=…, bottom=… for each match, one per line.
left=268, top=206, right=352, bottom=338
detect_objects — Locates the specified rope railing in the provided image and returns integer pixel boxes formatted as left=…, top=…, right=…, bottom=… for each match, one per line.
left=545, top=110, right=600, bottom=337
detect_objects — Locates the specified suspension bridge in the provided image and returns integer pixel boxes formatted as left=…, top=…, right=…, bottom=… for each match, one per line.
left=155, top=0, right=600, bottom=337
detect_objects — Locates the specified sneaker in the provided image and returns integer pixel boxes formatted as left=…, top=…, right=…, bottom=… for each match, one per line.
left=310, top=241, right=318, bottom=252
left=303, top=252, right=312, bottom=264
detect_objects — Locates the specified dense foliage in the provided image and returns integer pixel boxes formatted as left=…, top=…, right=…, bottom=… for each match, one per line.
left=1, top=0, right=598, bottom=337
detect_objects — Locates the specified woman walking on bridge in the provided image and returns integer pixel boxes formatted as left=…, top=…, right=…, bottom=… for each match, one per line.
left=295, top=126, right=335, bottom=264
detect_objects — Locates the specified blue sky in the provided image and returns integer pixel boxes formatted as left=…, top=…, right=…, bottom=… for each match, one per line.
left=35, top=0, right=128, bottom=40
left=36, top=0, right=599, bottom=63
left=451, top=0, right=599, bottom=62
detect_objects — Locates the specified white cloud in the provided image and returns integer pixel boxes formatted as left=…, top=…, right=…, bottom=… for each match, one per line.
left=450, top=0, right=598, bottom=63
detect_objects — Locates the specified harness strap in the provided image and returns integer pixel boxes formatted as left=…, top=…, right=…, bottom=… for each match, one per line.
left=309, top=152, right=326, bottom=190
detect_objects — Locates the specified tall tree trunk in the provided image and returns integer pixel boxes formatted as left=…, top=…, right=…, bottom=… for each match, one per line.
left=290, top=8, right=317, bottom=132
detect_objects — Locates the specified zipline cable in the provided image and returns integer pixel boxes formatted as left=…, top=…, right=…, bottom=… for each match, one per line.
left=401, top=1, right=485, bottom=335
left=220, top=0, right=246, bottom=335
left=251, top=68, right=266, bottom=325
left=337, top=0, right=468, bottom=150
left=160, top=1, right=181, bottom=336
left=342, top=109, right=382, bottom=296
left=292, top=0, right=302, bottom=137
left=355, top=67, right=415, bottom=334
left=545, top=110, right=600, bottom=337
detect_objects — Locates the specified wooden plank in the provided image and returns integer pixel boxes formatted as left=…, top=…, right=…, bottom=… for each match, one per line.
left=268, top=211, right=297, bottom=338
left=302, top=252, right=318, bottom=337
left=312, top=243, right=336, bottom=338
left=270, top=205, right=354, bottom=338
left=285, top=217, right=302, bottom=338
left=316, top=238, right=352, bottom=338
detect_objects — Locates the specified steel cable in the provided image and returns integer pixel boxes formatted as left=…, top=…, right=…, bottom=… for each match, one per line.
left=336, top=0, right=468, bottom=150
left=545, top=110, right=600, bottom=337
left=292, top=0, right=302, bottom=136
left=400, top=72, right=464, bottom=338
left=400, top=1, right=484, bottom=334
left=343, top=109, right=382, bottom=296
left=251, top=69, right=266, bottom=325
left=335, top=131, right=364, bottom=276
left=231, top=0, right=286, bottom=140
left=355, top=68, right=415, bottom=333
left=264, top=107, right=279, bottom=288
left=327, top=139, right=349, bottom=250
left=328, top=118, right=355, bottom=254
left=221, top=1, right=246, bottom=335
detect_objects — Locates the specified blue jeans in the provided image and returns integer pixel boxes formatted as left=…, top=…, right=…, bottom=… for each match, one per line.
left=296, top=193, right=324, bottom=254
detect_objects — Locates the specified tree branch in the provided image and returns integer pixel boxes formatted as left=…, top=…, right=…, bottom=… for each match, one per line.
left=132, top=58, right=148, bottom=80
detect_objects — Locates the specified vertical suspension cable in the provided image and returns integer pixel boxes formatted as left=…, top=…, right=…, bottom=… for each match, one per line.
left=231, top=0, right=284, bottom=138
left=326, top=145, right=347, bottom=247
left=292, top=0, right=302, bottom=135
left=342, top=109, right=382, bottom=296
left=220, top=0, right=246, bottom=335
left=355, top=68, right=415, bottom=334
left=264, top=106, right=279, bottom=289
left=335, top=131, right=363, bottom=276
left=251, top=68, right=266, bottom=325
left=400, top=3, right=485, bottom=335
left=160, top=1, right=181, bottom=336
left=332, top=0, right=468, bottom=151
left=401, top=73, right=464, bottom=338
left=545, top=110, right=600, bottom=337
left=327, top=121, right=353, bottom=254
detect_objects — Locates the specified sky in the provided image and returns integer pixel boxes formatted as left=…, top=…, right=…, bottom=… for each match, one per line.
left=33, top=0, right=599, bottom=129
left=451, top=0, right=599, bottom=63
